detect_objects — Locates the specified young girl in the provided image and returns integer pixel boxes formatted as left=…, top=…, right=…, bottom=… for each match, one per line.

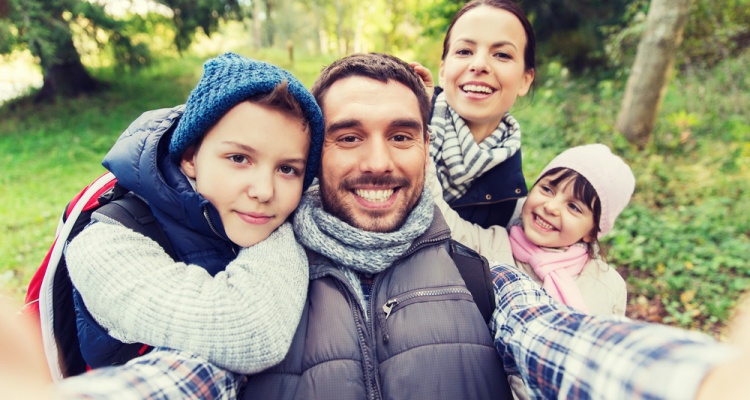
left=510, top=144, right=634, bottom=315
left=64, top=53, right=324, bottom=375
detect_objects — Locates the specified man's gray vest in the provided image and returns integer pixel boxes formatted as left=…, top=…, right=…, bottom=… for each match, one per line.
left=243, top=214, right=512, bottom=399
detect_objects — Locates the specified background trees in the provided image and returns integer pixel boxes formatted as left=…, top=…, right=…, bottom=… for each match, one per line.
left=0, top=0, right=242, bottom=100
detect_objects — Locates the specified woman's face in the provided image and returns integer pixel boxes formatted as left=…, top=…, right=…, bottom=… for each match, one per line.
left=439, top=6, right=535, bottom=140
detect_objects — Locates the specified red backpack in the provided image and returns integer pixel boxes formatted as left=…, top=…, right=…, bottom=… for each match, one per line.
left=21, top=172, right=174, bottom=380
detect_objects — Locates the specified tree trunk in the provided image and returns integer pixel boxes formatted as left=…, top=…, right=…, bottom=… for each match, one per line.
left=252, top=0, right=263, bottom=49
left=616, top=0, right=691, bottom=148
left=33, top=7, right=100, bottom=102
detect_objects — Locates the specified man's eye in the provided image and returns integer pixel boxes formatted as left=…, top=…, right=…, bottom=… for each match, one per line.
left=392, top=135, right=410, bottom=142
left=339, top=136, right=359, bottom=143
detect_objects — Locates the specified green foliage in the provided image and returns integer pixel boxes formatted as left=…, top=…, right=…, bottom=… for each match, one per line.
left=155, top=0, right=244, bottom=52
left=515, top=50, right=750, bottom=335
left=605, top=0, right=750, bottom=71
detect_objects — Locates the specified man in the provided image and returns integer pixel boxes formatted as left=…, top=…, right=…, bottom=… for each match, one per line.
left=45, top=53, right=748, bottom=399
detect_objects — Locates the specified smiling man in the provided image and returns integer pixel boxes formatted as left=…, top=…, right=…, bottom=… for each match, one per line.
left=318, top=75, right=428, bottom=233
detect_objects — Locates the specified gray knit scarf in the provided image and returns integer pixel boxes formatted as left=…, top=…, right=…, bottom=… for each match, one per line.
left=430, top=91, right=522, bottom=202
left=293, top=185, right=434, bottom=307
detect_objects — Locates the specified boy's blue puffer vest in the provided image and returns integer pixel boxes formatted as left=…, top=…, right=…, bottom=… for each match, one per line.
left=72, top=107, right=238, bottom=369
left=430, top=87, right=527, bottom=228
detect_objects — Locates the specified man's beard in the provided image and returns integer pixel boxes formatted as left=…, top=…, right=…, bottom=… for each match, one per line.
left=319, top=174, right=424, bottom=233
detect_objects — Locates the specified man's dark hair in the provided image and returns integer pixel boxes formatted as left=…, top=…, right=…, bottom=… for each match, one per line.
left=311, top=53, right=431, bottom=139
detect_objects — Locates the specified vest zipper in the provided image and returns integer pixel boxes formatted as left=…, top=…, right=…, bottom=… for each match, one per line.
left=379, top=285, right=473, bottom=344
left=203, top=206, right=236, bottom=256
left=367, top=274, right=384, bottom=400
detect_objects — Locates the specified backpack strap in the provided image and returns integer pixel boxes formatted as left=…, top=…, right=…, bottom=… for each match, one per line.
left=96, top=186, right=176, bottom=260
left=448, top=239, right=495, bottom=324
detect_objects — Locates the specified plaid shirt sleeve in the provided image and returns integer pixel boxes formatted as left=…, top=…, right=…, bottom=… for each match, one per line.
left=57, top=348, right=244, bottom=400
left=490, top=263, right=735, bottom=400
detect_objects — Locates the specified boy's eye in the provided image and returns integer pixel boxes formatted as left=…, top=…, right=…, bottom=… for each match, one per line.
left=279, top=165, right=300, bottom=176
left=229, top=154, right=249, bottom=164
left=568, top=203, right=582, bottom=213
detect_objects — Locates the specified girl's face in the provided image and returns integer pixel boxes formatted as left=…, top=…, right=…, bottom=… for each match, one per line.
left=181, top=101, right=309, bottom=247
left=439, top=6, right=535, bottom=141
left=521, top=171, right=596, bottom=248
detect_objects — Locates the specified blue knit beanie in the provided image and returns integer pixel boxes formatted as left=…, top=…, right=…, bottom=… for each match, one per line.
left=169, top=52, right=324, bottom=191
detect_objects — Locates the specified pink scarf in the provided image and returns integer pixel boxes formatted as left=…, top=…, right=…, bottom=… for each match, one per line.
left=509, top=226, right=590, bottom=312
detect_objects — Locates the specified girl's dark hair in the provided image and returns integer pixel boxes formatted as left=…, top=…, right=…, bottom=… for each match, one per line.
left=536, top=167, right=602, bottom=258
left=441, top=0, right=536, bottom=73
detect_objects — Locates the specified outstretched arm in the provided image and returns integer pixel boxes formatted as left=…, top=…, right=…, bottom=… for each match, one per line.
left=490, top=263, right=743, bottom=399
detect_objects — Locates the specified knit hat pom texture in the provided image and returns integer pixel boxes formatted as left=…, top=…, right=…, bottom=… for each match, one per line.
left=538, top=144, right=635, bottom=238
left=169, top=52, right=324, bottom=190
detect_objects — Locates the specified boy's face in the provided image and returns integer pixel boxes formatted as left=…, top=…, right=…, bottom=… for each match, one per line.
left=181, top=101, right=309, bottom=247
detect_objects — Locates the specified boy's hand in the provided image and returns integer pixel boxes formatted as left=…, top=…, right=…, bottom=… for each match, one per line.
left=409, top=62, right=435, bottom=99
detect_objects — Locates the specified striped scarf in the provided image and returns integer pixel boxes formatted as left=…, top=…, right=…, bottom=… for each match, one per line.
left=430, top=91, right=522, bottom=202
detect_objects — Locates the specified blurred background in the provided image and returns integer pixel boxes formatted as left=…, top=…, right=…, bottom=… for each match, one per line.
left=0, top=0, right=748, bottom=336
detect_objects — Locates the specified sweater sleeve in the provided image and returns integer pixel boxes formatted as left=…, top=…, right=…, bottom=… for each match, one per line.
left=426, top=161, right=515, bottom=265
left=65, top=219, right=308, bottom=374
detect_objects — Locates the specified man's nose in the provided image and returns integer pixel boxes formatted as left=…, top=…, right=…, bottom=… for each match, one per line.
left=360, top=138, right=395, bottom=174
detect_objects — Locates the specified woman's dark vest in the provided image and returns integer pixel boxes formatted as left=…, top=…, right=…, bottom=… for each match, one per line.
left=431, top=87, right=528, bottom=228
left=242, top=216, right=512, bottom=400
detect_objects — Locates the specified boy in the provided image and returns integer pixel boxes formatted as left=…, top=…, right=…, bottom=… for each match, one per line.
left=65, top=52, right=324, bottom=374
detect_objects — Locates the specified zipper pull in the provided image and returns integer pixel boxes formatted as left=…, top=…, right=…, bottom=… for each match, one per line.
left=382, top=299, right=398, bottom=320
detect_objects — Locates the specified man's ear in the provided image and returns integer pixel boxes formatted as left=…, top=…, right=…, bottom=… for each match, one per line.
left=180, top=145, right=198, bottom=179
left=423, top=130, right=430, bottom=168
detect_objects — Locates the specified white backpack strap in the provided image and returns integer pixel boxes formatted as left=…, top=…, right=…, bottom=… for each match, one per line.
left=39, top=172, right=115, bottom=381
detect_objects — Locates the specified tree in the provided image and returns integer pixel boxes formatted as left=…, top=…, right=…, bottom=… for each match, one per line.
left=616, top=0, right=692, bottom=147
left=0, top=0, right=243, bottom=102
left=4, top=0, right=102, bottom=101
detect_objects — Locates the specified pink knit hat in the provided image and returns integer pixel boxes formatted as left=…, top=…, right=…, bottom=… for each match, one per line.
left=538, top=144, right=635, bottom=238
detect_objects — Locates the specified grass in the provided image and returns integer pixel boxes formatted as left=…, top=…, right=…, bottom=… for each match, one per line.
left=1, top=48, right=748, bottom=336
